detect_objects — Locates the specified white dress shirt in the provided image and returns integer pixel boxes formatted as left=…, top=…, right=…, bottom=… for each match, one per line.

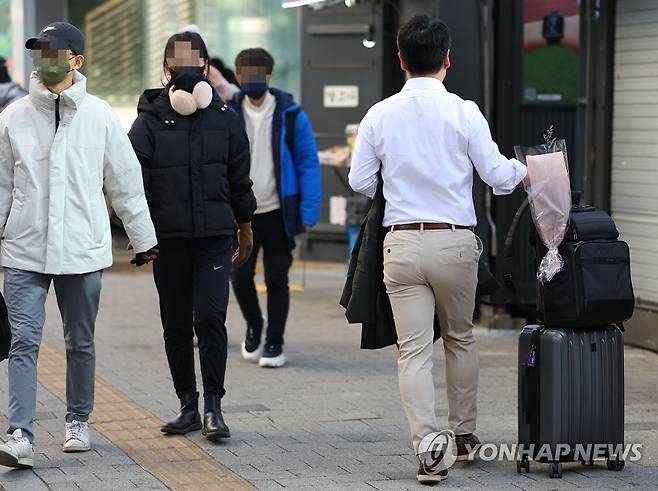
left=349, top=77, right=527, bottom=227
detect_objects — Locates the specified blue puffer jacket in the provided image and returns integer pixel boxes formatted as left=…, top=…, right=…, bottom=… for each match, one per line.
left=230, top=88, right=321, bottom=238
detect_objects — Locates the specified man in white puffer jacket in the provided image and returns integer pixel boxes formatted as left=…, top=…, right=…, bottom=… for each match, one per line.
left=0, top=22, right=158, bottom=468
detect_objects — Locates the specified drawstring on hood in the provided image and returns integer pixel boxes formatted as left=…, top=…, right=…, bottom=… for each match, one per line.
left=55, top=96, right=60, bottom=130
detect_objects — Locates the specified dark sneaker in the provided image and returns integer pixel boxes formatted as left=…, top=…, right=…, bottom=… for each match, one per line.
left=455, top=433, right=481, bottom=461
left=417, top=463, right=448, bottom=484
left=241, top=324, right=263, bottom=363
left=259, top=343, right=286, bottom=368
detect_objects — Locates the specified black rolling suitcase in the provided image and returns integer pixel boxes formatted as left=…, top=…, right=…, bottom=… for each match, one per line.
left=517, top=324, right=625, bottom=478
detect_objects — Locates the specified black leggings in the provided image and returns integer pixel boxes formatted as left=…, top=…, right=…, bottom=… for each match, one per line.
left=153, top=236, right=232, bottom=399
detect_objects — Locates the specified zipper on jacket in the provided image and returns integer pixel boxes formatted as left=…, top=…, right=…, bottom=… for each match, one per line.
left=55, top=96, right=60, bottom=131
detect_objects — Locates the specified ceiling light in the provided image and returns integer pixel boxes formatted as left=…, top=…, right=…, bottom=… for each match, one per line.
left=282, top=0, right=325, bottom=8
left=362, top=25, right=375, bottom=48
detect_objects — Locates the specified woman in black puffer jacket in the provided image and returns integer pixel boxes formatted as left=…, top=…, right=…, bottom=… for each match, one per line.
left=128, top=32, right=256, bottom=441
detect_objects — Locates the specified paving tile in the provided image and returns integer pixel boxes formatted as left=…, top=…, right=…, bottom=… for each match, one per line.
left=0, top=269, right=655, bottom=490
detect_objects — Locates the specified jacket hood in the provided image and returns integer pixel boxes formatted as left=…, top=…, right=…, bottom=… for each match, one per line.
left=136, top=88, right=166, bottom=116
left=28, top=70, right=86, bottom=113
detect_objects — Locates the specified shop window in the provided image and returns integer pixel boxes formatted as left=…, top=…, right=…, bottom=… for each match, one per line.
left=522, top=0, right=580, bottom=105
left=68, top=0, right=301, bottom=128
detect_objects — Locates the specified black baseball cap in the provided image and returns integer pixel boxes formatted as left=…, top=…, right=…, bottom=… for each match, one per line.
left=25, top=22, right=84, bottom=55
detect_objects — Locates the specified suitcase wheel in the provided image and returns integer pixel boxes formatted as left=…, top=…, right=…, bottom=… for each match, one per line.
left=549, top=462, right=563, bottom=479
left=606, top=457, right=625, bottom=471
left=516, top=457, right=530, bottom=474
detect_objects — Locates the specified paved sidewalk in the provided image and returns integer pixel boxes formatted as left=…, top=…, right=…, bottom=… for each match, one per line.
left=1, top=266, right=657, bottom=490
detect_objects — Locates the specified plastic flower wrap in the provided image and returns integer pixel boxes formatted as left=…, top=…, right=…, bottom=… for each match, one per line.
left=515, top=128, right=571, bottom=283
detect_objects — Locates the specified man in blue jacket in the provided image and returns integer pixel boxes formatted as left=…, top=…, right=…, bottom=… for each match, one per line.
left=230, top=48, right=321, bottom=368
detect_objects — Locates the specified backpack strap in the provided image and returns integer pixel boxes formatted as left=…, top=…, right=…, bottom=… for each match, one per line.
left=503, top=197, right=530, bottom=294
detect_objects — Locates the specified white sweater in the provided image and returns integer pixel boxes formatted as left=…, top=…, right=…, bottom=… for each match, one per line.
left=242, top=92, right=280, bottom=214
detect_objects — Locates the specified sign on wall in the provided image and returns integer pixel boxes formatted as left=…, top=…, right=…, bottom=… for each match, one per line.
left=323, top=85, right=359, bottom=108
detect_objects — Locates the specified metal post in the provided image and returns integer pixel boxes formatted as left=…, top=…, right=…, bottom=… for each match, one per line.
left=11, top=0, right=34, bottom=88
left=11, top=0, right=69, bottom=89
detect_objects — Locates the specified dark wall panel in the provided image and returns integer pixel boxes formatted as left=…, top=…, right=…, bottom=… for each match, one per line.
left=439, top=0, right=492, bottom=273
left=302, top=4, right=387, bottom=150
left=301, top=3, right=395, bottom=262
left=439, top=0, right=483, bottom=106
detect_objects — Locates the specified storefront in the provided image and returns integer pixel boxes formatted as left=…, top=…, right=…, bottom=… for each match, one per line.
left=4, top=0, right=657, bottom=349
left=12, top=0, right=301, bottom=128
left=493, top=0, right=658, bottom=350
left=610, top=0, right=658, bottom=350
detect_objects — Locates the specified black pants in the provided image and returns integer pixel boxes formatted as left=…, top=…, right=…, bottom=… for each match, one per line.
left=231, top=209, right=294, bottom=346
left=153, top=236, right=232, bottom=399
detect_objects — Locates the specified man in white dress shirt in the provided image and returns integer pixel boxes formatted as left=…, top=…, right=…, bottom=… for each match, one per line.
left=349, top=15, right=527, bottom=484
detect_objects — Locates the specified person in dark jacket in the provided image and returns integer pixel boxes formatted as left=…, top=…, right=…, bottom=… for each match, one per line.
left=229, top=48, right=321, bottom=368
left=128, top=32, right=256, bottom=441
left=0, top=57, right=27, bottom=112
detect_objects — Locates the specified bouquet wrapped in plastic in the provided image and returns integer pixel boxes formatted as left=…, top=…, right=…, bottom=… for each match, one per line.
left=515, top=127, right=571, bottom=283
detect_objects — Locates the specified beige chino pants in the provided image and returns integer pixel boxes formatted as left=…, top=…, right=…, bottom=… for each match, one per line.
left=383, top=228, right=482, bottom=453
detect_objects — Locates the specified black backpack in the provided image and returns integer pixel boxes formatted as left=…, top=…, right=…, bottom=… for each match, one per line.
left=0, top=292, right=10, bottom=361
left=536, top=206, right=635, bottom=328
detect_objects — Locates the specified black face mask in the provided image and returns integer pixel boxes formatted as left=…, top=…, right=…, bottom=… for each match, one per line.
left=169, top=66, right=205, bottom=92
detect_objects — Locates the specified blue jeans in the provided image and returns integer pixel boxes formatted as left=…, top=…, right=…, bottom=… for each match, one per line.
left=4, top=268, right=102, bottom=443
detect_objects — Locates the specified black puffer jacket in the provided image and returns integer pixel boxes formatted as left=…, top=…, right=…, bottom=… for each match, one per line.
left=128, top=88, right=256, bottom=239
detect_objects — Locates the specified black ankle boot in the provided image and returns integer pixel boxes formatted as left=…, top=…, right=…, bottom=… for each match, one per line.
left=161, top=392, right=202, bottom=435
left=202, top=395, right=230, bottom=441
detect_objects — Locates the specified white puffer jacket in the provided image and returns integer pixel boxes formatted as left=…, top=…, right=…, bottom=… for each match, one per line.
left=0, top=71, right=157, bottom=274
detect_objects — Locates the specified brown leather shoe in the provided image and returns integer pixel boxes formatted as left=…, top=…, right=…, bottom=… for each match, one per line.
left=417, top=463, right=448, bottom=484
left=455, top=433, right=481, bottom=461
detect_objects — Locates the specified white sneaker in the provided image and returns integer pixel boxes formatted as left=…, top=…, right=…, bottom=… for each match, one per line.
left=63, top=420, right=91, bottom=453
left=0, top=429, right=34, bottom=468
left=241, top=341, right=263, bottom=362
left=241, top=318, right=266, bottom=363
left=259, top=343, right=287, bottom=368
